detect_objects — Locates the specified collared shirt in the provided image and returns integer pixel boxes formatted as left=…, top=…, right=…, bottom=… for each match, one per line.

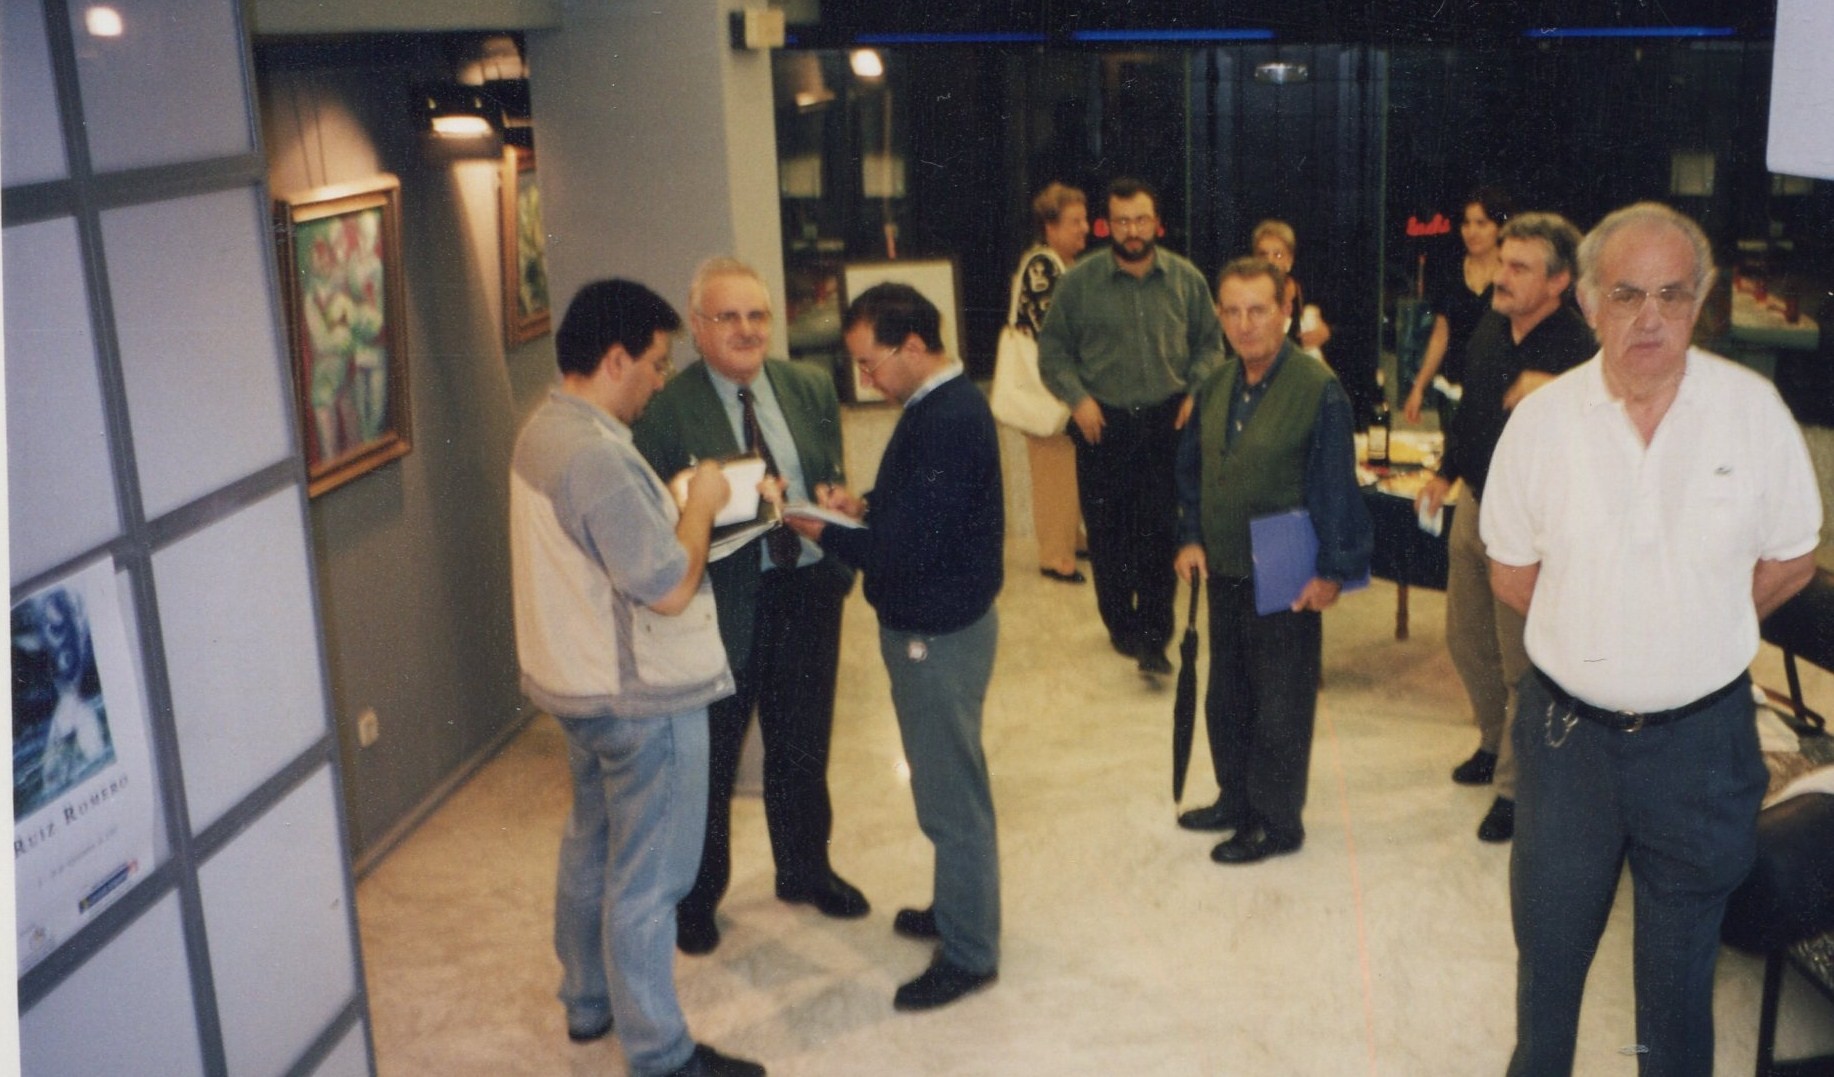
left=703, top=364, right=821, bottom=570
left=1438, top=305, right=1595, bottom=499
left=1175, top=343, right=1371, bottom=582
left=1482, top=349, right=1823, bottom=712
left=1036, top=246, right=1225, bottom=409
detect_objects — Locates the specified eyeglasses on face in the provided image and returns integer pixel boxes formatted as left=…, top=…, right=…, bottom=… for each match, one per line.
left=697, top=309, right=773, bottom=330
left=1109, top=214, right=1157, bottom=234
left=1603, top=284, right=1697, bottom=317
left=853, top=345, right=900, bottom=376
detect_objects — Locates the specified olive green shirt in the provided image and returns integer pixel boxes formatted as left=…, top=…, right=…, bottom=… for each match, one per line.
left=1037, top=246, right=1225, bottom=410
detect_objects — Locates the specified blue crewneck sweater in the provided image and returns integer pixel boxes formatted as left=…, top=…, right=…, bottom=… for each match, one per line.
left=821, top=376, right=1004, bottom=633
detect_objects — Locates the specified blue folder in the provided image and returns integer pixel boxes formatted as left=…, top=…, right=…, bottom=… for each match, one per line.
left=1250, top=509, right=1370, bottom=616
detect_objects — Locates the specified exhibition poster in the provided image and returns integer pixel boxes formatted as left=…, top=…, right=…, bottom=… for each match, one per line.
left=13, top=559, right=157, bottom=975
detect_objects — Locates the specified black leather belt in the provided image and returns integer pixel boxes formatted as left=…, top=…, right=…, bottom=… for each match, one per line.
left=1531, top=668, right=1749, bottom=733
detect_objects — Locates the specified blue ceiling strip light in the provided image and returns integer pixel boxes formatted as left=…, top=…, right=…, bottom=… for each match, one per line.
left=853, top=31, right=1048, bottom=45
left=1523, top=26, right=1737, bottom=39
left=1072, top=28, right=1277, bottom=43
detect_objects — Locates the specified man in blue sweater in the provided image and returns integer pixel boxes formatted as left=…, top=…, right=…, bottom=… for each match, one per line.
left=785, top=282, right=1004, bottom=1012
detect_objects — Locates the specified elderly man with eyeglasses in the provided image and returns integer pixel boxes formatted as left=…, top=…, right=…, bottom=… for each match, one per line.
left=633, top=257, right=866, bottom=958
left=1482, top=203, right=1822, bottom=1076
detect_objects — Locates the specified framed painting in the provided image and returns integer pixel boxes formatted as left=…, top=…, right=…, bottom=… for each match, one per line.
left=275, top=176, right=412, bottom=497
left=840, top=258, right=963, bottom=404
left=501, top=145, right=551, bottom=346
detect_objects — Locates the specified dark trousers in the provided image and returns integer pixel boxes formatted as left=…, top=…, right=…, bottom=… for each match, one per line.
left=1508, top=671, right=1767, bottom=1077
left=680, top=562, right=848, bottom=920
left=1072, top=395, right=1181, bottom=656
left=1203, top=575, right=1321, bottom=840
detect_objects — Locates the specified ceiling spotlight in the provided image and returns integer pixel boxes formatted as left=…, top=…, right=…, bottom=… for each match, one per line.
left=415, top=84, right=498, bottom=139
left=851, top=49, right=885, bottom=80
left=84, top=5, right=124, bottom=37
left=1255, top=61, right=1309, bottom=84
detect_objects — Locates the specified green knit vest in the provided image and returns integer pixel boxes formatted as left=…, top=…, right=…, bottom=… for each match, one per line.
left=1197, top=351, right=1333, bottom=577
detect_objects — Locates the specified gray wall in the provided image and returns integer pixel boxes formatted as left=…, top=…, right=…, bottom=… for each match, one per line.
left=258, top=40, right=538, bottom=864
left=529, top=0, right=788, bottom=346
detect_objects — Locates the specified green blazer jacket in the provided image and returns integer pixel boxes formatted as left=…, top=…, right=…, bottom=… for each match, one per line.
left=632, top=358, right=853, bottom=664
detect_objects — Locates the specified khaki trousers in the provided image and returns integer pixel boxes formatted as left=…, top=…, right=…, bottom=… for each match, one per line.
left=1445, top=484, right=1530, bottom=798
left=1026, top=432, right=1082, bottom=572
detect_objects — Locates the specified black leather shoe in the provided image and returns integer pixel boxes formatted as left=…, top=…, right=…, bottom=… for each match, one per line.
left=1137, top=650, right=1173, bottom=676
left=676, top=910, right=720, bottom=955
left=1177, top=801, right=1246, bottom=832
left=1210, top=829, right=1303, bottom=864
left=1477, top=797, right=1515, bottom=843
left=893, top=957, right=997, bottom=1011
left=777, top=873, right=870, bottom=919
left=1452, top=748, right=1497, bottom=785
left=567, top=1015, right=613, bottom=1043
left=1040, top=567, right=1087, bottom=584
left=662, top=1042, right=766, bottom=1077
left=892, top=906, right=939, bottom=939
left=1111, top=636, right=1139, bottom=659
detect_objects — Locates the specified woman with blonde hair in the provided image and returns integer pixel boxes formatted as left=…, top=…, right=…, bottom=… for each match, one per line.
left=1251, top=219, right=1331, bottom=361
left=1009, top=182, right=1090, bottom=582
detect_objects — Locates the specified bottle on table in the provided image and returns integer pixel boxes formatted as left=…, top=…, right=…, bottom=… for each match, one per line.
left=1367, top=398, right=1391, bottom=467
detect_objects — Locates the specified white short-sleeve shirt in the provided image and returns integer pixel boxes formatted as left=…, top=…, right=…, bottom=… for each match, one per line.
left=1481, top=349, right=1822, bottom=712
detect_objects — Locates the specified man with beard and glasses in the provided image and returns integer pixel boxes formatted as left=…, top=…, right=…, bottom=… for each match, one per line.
left=1412, top=212, right=1595, bottom=844
left=1039, top=177, right=1225, bottom=678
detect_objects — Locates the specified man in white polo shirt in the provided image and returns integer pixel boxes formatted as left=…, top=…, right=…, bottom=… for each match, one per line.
left=1482, top=202, right=1822, bottom=1076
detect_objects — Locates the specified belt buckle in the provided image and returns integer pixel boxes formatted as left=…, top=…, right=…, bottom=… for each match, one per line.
left=1618, top=710, right=1645, bottom=734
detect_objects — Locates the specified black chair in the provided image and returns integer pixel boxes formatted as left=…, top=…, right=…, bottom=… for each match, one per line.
left=1760, top=568, right=1834, bottom=736
left=1742, top=569, right=1834, bottom=1076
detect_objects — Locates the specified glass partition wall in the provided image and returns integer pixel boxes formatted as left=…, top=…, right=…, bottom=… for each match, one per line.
left=772, top=36, right=1829, bottom=420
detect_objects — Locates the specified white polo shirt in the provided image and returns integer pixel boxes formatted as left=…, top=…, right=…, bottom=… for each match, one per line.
left=1481, top=349, right=1822, bottom=713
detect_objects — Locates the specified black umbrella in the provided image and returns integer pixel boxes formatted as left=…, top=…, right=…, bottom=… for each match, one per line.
left=1172, top=576, right=1202, bottom=804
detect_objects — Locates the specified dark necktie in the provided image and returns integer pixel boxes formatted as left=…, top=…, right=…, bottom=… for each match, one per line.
left=737, top=386, right=802, bottom=570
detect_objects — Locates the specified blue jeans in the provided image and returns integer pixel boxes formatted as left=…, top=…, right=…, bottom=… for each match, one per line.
left=1508, top=672, right=1766, bottom=1077
left=553, top=708, right=709, bottom=1077
left=880, top=609, right=1001, bottom=974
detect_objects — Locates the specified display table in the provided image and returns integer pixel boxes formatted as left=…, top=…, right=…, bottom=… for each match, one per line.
left=1362, top=481, right=1453, bottom=640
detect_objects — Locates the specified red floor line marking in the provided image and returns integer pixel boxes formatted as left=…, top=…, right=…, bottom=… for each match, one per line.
left=1322, top=703, right=1381, bottom=1075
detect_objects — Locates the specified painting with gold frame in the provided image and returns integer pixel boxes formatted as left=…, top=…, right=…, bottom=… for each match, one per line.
left=275, top=175, right=412, bottom=497
left=502, top=145, right=552, bottom=346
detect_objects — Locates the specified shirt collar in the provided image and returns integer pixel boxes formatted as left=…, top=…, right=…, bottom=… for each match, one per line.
left=551, top=388, right=631, bottom=440
left=1105, top=248, right=1164, bottom=280
left=904, top=361, right=964, bottom=408
left=701, top=361, right=769, bottom=406
left=1579, top=347, right=1699, bottom=413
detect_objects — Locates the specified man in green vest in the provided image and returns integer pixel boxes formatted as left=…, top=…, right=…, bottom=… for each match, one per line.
left=1172, top=256, right=1372, bottom=864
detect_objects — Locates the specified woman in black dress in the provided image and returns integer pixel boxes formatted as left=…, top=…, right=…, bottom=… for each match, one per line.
left=1403, top=187, right=1514, bottom=423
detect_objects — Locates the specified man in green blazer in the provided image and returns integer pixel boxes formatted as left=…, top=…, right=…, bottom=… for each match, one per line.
left=633, top=258, right=865, bottom=956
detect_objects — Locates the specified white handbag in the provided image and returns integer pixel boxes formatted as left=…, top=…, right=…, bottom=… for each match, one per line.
left=989, top=251, right=1072, bottom=437
left=990, top=326, right=1070, bottom=437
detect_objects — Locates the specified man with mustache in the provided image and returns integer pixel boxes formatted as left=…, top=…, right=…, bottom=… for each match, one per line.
left=1412, top=212, right=1594, bottom=843
left=1038, top=177, right=1225, bottom=678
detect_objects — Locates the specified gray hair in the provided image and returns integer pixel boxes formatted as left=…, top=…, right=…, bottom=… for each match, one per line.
left=1498, top=212, right=1582, bottom=281
left=688, top=256, right=768, bottom=315
left=1576, top=202, right=1716, bottom=304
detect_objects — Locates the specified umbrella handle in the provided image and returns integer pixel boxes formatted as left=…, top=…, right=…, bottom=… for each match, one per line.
left=1185, top=575, right=1201, bottom=630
